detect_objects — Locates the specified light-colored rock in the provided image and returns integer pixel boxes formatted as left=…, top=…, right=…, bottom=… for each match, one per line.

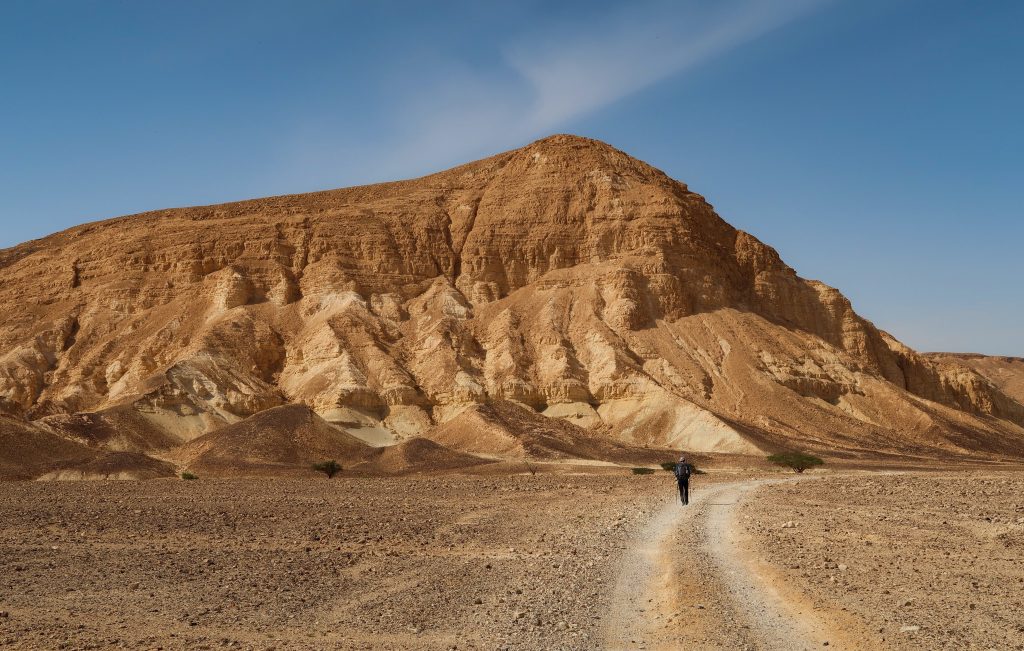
left=0, top=134, right=1022, bottom=464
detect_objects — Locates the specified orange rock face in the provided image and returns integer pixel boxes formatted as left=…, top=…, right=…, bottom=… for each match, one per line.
left=1, top=134, right=1022, bottom=461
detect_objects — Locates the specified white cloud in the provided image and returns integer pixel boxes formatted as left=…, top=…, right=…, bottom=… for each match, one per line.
left=283, top=0, right=829, bottom=185
left=506, top=0, right=828, bottom=131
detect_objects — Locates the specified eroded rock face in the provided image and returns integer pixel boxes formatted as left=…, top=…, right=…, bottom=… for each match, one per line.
left=1, top=134, right=1022, bottom=457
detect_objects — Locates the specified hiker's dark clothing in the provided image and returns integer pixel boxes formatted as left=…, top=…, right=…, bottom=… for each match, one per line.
left=674, top=462, right=691, bottom=505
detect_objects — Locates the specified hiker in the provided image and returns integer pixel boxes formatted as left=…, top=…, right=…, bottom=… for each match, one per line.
left=674, top=455, right=691, bottom=505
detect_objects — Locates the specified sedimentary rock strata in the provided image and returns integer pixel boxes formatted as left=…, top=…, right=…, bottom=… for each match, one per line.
left=1, top=134, right=1022, bottom=471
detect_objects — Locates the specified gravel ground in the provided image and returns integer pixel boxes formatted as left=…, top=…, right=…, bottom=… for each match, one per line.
left=740, top=471, right=1024, bottom=650
left=5, top=470, right=1019, bottom=650
left=0, top=474, right=679, bottom=650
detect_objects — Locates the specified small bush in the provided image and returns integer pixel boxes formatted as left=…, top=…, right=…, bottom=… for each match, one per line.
left=631, top=467, right=655, bottom=475
left=312, top=460, right=342, bottom=478
left=767, top=452, right=824, bottom=473
left=180, top=472, right=198, bottom=481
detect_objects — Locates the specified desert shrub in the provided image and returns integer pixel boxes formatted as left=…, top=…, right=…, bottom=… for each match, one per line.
left=767, top=452, right=824, bottom=473
left=180, top=472, right=198, bottom=480
left=631, top=467, right=655, bottom=475
left=312, top=460, right=342, bottom=478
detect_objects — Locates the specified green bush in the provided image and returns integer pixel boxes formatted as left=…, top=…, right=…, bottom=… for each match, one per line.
left=180, top=472, right=198, bottom=481
left=631, top=467, right=655, bottom=475
left=312, top=460, right=342, bottom=478
left=767, top=452, right=824, bottom=473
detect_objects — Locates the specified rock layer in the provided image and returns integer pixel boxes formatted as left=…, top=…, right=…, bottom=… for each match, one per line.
left=1, top=134, right=1022, bottom=463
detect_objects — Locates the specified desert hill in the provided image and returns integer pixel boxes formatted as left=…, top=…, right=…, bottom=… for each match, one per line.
left=925, top=353, right=1024, bottom=405
left=37, top=451, right=177, bottom=481
left=0, top=417, right=94, bottom=479
left=177, top=405, right=493, bottom=476
left=425, top=400, right=667, bottom=463
left=355, top=437, right=495, bottom=475
left=1, top=134, right=1023, bottom=476
left=176, top=404, right=375, bottom=475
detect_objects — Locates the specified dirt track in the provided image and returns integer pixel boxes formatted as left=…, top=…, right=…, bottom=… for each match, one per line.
left=604, top=478, right=871, bottom=650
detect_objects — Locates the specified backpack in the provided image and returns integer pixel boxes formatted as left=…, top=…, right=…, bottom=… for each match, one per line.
left=675, top=462, right=691, bottom=480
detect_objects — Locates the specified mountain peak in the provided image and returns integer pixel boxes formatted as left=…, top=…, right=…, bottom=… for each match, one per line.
left=1, top=137, right=1023, bottom=477
left=525, top=133, right=618, bottom=150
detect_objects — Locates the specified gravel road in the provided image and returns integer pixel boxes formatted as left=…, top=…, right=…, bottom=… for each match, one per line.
left=604, top=478, right=876, bottom=650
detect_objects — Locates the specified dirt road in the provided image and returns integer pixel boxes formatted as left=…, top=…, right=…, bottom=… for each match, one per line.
left=605, top=478, right=868, bottom=650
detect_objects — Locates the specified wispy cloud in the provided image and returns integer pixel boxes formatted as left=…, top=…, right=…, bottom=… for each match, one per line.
left=507, top=0, right=827, bottom=132
left=283, top=0, right=829, bottom=184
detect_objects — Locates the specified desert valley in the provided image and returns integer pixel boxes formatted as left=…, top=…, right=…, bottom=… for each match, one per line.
left=2, top=135, right=1023, bottom=649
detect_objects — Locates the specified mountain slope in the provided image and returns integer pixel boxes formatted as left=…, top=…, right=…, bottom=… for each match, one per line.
left=1, top=134, right=1022, bottom=462
left=926, top=353, right=1024, bottom=405
left=175, top=404, right=375, bottom=475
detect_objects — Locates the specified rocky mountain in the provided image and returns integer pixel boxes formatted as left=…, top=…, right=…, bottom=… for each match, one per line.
left=925, top=353, right=1024, bottom=406
left=1, top=134, right=1022, bottom=475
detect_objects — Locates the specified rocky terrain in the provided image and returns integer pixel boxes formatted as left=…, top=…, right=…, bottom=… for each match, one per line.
left=741, top=472, right=1024, bottom=650
left=1, top=134, right=1023, bottom=478
left=0, top=474, right=674, bottom=650
left=927, top=353, right=1024, bottom=405
left=3, top=470, right=1021, bottom=650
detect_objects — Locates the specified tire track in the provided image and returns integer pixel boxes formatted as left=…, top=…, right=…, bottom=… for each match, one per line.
left=604, top=478, right=859, bottom=650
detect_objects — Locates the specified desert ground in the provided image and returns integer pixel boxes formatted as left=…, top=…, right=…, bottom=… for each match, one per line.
left=2, top=466, right=1022, bottom=650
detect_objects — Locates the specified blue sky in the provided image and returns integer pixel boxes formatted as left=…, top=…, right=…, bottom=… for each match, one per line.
left=1, top=0, right=1021, bottom=355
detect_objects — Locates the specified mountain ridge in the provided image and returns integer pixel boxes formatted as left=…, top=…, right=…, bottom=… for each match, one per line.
left=1, top=134, right=1022, bottom=477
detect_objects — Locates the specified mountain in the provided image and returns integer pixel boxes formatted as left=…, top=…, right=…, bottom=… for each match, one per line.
left=1, top=134, right=1022, bottom=474
left=924, top=353, right=1024, bottom=405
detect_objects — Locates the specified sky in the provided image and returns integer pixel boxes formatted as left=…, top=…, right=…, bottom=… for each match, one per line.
left=1, top=0, right=1021, bottom=355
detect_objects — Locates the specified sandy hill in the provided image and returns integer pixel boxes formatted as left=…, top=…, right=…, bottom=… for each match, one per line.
left=424, top=400, right=663, bottom=462
left=0, top=417, right=94, bottom=480
left=1, top=134, right=1023, bottom=473
left=38, top=451, right=177, bottom=481
left=39, top=404, right=182, bottom=453
left=176, top=404, right=375, bottom=475
left=356, top=437, right=494, bottom=475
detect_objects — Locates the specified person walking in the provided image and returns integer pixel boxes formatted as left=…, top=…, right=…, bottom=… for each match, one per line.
left=674, top=455, right=691, bottom=505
